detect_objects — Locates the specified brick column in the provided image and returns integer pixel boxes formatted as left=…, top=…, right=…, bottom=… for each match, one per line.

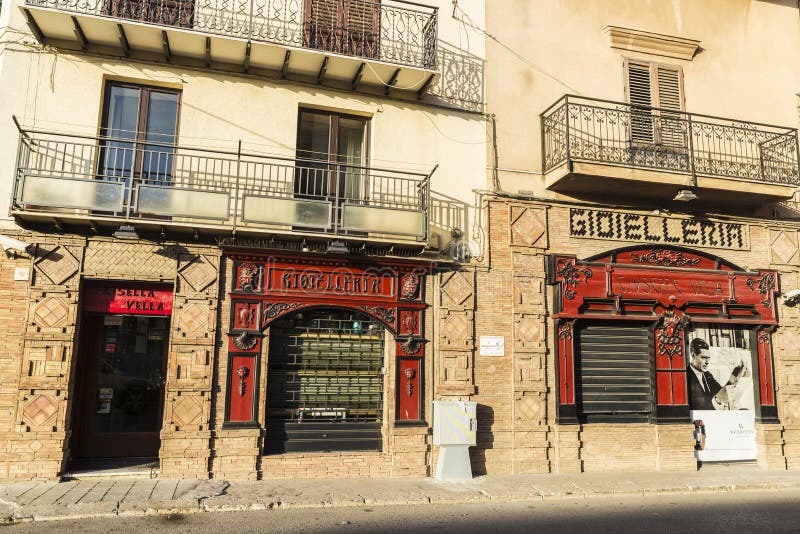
left=7, top=237, right=85, bottom=480
left=159, top=251, right=221, bottom=478
left=508, top=204, right=552, bottom=474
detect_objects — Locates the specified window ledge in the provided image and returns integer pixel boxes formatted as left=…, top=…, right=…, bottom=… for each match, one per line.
left=603, top=25, right=701, bottom=61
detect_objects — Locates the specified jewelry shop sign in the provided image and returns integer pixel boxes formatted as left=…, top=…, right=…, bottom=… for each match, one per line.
left=569, top=208, right=750, bottom=251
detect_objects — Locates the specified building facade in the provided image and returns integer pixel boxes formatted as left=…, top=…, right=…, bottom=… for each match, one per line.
left=473, top=0, right=800, bottom=473
left=0, top=0, right=488, bottom=480
left=2, top=0, right=800, bottom=483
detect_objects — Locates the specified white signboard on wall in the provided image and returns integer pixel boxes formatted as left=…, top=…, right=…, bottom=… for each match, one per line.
left=479, top=336, right=505, bottom=356
left=692, top=410, right=757, bottom=462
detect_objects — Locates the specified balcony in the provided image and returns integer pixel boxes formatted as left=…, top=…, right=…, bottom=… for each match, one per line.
left=20, top=0, right=438, bottom=95
left=541, top=95, right=800, bottom=206
left=12, top=129, right=433, bottom=245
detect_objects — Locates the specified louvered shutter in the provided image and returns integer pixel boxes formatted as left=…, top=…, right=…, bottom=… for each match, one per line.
left=627, top=61, right=654, bottom=144
left=344, top=0, right=380, bottom=58
left=305, top=0, right=342, bottom=52
left=577, top=323, right=653, bottom=422
left=655, top=65, right=685, bottom=148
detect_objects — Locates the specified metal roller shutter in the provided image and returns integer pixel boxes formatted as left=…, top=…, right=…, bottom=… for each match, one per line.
left=265, top=309, right=384, bottom=453
left=576, top=323, right=653, bottom=422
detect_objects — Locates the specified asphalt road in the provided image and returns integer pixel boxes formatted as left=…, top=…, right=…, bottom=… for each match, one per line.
left=6, top=488, right=800, bottom=533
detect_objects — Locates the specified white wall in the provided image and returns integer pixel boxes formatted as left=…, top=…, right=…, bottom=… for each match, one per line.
left=0, top=0, right=488, bottom=254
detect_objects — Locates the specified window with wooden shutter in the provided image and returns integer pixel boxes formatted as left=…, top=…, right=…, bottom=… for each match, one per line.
left=625, top=60, right=685, bottom=149
left=304, top=0, right=380, bottom=59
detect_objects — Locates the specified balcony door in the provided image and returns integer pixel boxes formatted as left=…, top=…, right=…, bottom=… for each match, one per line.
left=99, top=82, right=180, bottom=211
left=103, top=0, right=195, bottom=29
left=304, top=0, right=380, bottom=58
left=296, top=109, right=369, bottom=230
left=626, top=61, right=685, bottom=150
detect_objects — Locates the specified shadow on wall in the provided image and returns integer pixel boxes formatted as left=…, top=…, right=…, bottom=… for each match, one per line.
left=430, top=190, right=473, bottom=261
left=773, top=198, right=800, bottom=220
left=428, top=40, right=486, bottom=113
left=468, top=403, right=494, bottom=476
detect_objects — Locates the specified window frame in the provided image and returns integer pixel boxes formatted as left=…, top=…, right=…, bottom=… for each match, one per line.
left=98, top=80, right=182, bottom=182
left=624, top=59, right=686, bottom=150
left=294, top=107, right=372, bottom=201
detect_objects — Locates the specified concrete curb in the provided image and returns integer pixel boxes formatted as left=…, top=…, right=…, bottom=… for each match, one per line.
left=3, top=477, right=800, bottom=525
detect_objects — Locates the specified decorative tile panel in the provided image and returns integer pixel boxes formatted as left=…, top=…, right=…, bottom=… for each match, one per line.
left=175, top=349, right=211, bottom=388
left=179, top=254, right=218, bottom=292
left=770, top=229, right=799, bottom=266
left=34, top=246, right=80, bottom=285
left=177, top=302, right=210, bottom=338
left=83, top=241, right=177, bottom=279
left=516, top=393, right=545, bottom=422
left=440, top=271, right=475, bottom=309
left=33, top=297, right=70, bottom=329
left=170, top=394, right=204, bottom=427
left=514, top=314, right=544, bottom=349
left=439, top=310, right=474, bottom=347
left=441, top=351, right=471, bottom=383
left=22, top=344, right=68, bottom=381
left=510, top=206, right=547, bottom=248
left=514, top=276, right=544, bottom=310
left=22, top=394, right=59, bottom=429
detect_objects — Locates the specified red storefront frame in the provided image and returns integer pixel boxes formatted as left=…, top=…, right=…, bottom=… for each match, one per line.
left=549, top=246, right=779, bottom=423
left=223, top=252, right=430, bottom=427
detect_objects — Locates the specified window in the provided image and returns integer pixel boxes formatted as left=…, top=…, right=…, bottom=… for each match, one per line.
left=575, top=322, right=654, bottom=423
left=304, top=0, right=380, bottom=58
left=99, top=82, right=180, bottom=195
left=103, top=0, right=195, bottom=29
left=625, top=60, right=685, bottom=148
left=295, top=108, right=369, bottom=205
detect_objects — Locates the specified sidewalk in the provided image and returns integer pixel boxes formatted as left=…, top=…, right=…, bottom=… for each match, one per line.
left=1, top=467, right=799, bottom=525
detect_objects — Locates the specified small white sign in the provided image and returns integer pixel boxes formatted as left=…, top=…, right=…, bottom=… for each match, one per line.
left=692, top=410, right=757, bottom=462
left=13, top=267, right=30, bottom=281
left=479, top=336, right=505, bottom=356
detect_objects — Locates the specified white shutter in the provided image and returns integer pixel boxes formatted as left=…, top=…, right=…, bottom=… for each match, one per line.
left=625, top=61, right=685, bottom=147
left=655, top=65, right=685, bottom=148
left=627, top=61, right=654, bottom=144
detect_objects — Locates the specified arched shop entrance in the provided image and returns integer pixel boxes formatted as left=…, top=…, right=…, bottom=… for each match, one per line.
left=223, top=252, right=429, bottom=455
left=549, top=246, right=779, bottom=463
left=265, top=308, right=386, bottom=453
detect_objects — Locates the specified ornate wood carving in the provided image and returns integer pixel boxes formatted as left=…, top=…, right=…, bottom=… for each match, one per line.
left=404, top=367, right=415, bottom=397
left=555, top=258, right=593, bottom=300
left=400, top=272, right=421, bottom=301
left=399, top=336, right=423, bottom=355
left=236, top=366, right=250, bottom=397
left=231, top=331, right=258, bottom=351
left=263, top=302, right=302, bottom=320
left=356, top=305, right=396, bottom=328
left=557, top=320, right=574, bottom=340
left=656, top=309, right=690, bottom=357
left=238, top=302, right=257, bottom=329
left=746, top=272, right=776, bottom=308
left=630, top=249, right=701, bottom=268
left=758, top=328, right=771, bottom=344
left=238, top=262, right=260, bottom=291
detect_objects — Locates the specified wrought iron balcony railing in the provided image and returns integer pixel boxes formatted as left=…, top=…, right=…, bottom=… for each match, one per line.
left=13, top=129, right=433, bottom=241
left=542, top=95, right=800, bottom=186
left=24, top=0, right=438, bottom=70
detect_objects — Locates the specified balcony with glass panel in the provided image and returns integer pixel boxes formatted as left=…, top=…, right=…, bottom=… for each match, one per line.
left=11, top=127, right=434, bottom=245
left=541, top=95, right=800, bottom=207
left=19, top=0, right=439, bottom=96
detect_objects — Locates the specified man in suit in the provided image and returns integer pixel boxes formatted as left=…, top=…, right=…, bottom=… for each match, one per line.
left=687, top=338, right=745, bottom=410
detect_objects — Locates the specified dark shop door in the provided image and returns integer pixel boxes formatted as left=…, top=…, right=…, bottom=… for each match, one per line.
left=72, top=315, right=169, bottom=458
